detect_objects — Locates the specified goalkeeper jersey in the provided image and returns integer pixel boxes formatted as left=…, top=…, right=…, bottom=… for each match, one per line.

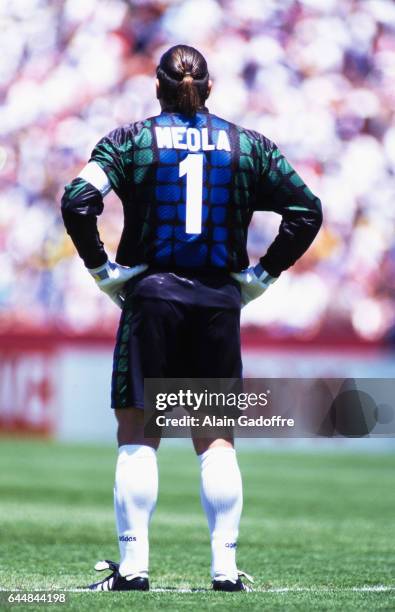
left=61, top=109, right=322, bottom=277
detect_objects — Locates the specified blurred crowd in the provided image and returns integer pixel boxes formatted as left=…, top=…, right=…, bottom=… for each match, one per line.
left=1, top=0, right=395, bottom=340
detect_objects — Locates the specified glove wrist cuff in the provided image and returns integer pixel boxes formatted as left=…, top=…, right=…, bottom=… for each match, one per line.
left=253, top=263, right=276, bottom=285
left=87, top=259, right=112, bottom=281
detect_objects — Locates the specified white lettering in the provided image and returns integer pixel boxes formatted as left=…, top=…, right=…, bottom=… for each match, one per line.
left=201, top=128, right=215, bottom=150
left=155, top=126, right=231, bottom=153
left=155, top=126, right=173, bottom=148
left=216, top=130, right=231, bottom=151
left=186, top=128, right=200, bottom=152
left=172, top=127, right=187, bottom=149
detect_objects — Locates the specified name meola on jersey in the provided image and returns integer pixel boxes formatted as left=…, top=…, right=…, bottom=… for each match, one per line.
left=155, top=126, right=231, bottom=152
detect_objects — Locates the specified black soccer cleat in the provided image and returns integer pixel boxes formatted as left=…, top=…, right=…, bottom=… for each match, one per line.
left=87, top=560, right=149, bottom=591
left=212, top=570, right=254, bottom=592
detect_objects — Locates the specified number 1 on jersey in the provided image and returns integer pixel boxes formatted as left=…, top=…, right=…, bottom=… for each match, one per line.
left=179, top=153, right=203, bottom=234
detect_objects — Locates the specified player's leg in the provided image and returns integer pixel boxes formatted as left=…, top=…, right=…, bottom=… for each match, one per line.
left=192, top=435, right=246, bottom=590
left=191, top=307, right=249, bottom=590
left=89, top=407, right=158, bottom=591
left=102, top=295, right=185, bottom=590
left=112, top=407, right=160, bottom=586
left=116, top=405, right=160, bottom=448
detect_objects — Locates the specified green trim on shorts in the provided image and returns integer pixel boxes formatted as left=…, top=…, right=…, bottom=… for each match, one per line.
left=111, top=306, right=133, bottom=409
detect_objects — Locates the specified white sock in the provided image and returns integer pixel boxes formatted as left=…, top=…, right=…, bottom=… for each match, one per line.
left=114, top=444, right=158, bottom=577
left=199, top=447, right=243, bottom=581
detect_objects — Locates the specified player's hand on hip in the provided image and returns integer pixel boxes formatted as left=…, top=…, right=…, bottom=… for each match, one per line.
left=231, top=263, right=277, bottom=307
left=88, top=261, right=148, bottom=308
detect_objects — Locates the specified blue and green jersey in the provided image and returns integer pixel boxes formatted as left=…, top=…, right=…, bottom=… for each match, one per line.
left=62, top=109, right=322, bottom=277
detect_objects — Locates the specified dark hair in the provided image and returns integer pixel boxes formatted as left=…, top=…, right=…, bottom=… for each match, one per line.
left=156, top=45, right=210, bottom=117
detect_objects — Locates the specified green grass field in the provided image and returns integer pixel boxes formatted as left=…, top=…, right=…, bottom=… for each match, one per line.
left=0, top=440, right=394, bottom=611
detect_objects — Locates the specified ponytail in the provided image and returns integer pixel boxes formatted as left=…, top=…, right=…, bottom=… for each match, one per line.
left=177, top=74, right=201, bottom=117
left=157, top=45, right=210, bottom=117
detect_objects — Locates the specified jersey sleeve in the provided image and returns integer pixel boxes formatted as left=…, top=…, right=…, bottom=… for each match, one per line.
left=255, top=143, right=323, bottom=277
left=61, top=128, right=130, bottom=268
left=89, top=129, right=128, bottom=195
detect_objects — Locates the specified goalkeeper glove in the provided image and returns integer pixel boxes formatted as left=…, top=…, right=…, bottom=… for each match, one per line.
left=88, top=260, right=148, bottom=308
left=231, top=263, right=277, bottom=307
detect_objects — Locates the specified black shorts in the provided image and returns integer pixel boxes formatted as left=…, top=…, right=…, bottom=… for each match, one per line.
left=111, top=272, right=242, bottom=410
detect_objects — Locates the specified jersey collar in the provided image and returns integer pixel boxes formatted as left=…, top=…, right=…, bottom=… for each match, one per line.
left=160, top=106, right=209, bottom=115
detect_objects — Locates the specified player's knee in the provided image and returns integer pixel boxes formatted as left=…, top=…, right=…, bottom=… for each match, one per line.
left=115, top=407, right=160, bottom=448
left=116, top=407, right=145, bottom=444
left=193, top=437, right=234, bottom=456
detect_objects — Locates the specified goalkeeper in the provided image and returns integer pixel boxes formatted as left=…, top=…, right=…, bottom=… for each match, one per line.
left=61, top=44, right=322, bottom=592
